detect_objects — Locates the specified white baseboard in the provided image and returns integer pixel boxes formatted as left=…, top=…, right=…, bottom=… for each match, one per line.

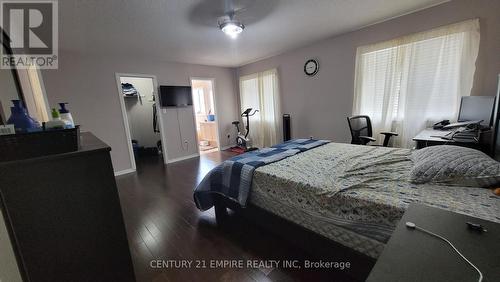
left=167, top=153, right=200, bottom=164
left=114, top=168, right=136, bottom=176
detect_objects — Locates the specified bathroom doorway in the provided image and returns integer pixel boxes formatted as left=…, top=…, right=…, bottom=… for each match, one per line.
left=190, top=78, right=220, bottom=154
left=116, top=74, right=166, bottom=170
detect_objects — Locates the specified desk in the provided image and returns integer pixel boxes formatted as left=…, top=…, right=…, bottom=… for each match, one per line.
left=413, top=128, right=489, bottom=151
left=367, top=204, right=500, bottom=282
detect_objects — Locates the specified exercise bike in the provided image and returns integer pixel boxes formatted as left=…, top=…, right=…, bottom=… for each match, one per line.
left=230, top=108, right=259, bottom=153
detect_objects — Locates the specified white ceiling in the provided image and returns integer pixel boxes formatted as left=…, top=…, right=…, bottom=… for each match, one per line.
left=59, top=0, right=448, bottom=67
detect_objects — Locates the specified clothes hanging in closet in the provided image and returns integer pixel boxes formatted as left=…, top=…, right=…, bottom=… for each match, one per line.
left=121, top=83, right=139, bottom=97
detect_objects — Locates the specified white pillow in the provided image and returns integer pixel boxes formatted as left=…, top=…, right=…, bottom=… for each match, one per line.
left=410, top=145, right=500, bottom=187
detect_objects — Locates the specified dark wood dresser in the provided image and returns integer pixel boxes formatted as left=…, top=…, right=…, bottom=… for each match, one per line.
left=0, top=132, right=135, bottom=281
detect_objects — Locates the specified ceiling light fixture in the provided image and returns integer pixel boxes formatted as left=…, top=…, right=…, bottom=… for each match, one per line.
left=219, top=19, right=244, bottom=39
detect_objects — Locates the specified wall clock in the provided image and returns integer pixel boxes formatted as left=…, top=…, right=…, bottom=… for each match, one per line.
left=304, top=59, right=319, bottom=76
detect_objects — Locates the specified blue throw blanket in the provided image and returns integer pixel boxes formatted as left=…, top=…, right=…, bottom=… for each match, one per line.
left=194, top=139, right=330, bottom=211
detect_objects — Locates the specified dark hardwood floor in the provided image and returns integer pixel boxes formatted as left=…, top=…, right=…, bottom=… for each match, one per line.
left=116, top=151, right=357, bottom=282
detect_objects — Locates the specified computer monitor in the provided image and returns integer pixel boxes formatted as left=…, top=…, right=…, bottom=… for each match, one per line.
left=458, top=96, right=495, bottom=127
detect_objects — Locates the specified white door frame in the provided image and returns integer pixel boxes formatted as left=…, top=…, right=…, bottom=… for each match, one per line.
left=190, top=77, right=221, bottom=153
left=115, top=73, right=168, bottom=171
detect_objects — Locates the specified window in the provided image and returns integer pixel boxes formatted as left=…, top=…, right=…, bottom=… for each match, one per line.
left=239, top=69, right=281, bottom=148
left=353, top=19, right=480, bottom=148
left=193, top=88, right=205, bottom=114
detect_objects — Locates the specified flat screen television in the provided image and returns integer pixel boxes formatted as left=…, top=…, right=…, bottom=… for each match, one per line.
left=159, top=85, right=192, bottom=107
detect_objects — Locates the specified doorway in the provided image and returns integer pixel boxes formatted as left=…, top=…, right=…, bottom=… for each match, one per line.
left=191, top=78, right=220, bottom=154
left=116, top=74, right=166, bottom=170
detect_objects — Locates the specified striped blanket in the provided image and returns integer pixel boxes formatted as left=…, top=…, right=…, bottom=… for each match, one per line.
left=194, top=139, right=330, bottom=211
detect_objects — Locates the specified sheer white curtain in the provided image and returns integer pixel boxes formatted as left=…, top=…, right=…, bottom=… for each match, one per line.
left=353, top=19, right=480, bottom=148
left=239, top=69, right=281, bottom=148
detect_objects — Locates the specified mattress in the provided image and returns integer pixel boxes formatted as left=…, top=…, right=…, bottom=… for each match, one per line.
left=248, top=143, right=500, bottom=258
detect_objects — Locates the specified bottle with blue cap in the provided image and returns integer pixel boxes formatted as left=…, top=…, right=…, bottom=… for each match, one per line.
left=58, top=103, right=75, bottom=128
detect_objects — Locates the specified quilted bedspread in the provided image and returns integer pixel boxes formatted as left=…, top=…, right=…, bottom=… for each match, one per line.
left=194, top=139, right=329, bottom=210
left=249, top=143, right=500, bottom=257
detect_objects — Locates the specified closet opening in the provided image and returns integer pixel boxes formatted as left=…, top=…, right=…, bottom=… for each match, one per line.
left=190, top=78, right=220, bottom=155
left=116, top=74, right=166, bottom=170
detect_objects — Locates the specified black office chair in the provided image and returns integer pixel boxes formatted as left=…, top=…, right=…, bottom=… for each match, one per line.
left=347, top=115, right=398, bottom=147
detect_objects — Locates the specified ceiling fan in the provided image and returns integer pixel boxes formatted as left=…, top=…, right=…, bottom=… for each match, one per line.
left=218, top=0, right=246, bottom=38
left=187, top=0, right=279, bottom=39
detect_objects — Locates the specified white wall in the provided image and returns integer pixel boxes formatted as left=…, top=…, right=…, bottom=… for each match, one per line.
left=237, top=0, right=500, bottom=142
left=121, top=77, right=159, bottom=148
left=0, top=68, right=20, bottom=123
left=0, top=212, right=23, bottom=282
left=41, top=52, right=239, bottom=172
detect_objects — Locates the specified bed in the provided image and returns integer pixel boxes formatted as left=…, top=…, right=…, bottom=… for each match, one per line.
left=248, top=143, right=500, bottom=258
left=194, top=141, right=500, bottom=277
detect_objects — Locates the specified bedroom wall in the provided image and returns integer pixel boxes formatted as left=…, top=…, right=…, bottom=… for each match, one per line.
left=0, top=68, right=20, bottom=123
left=41, top=52, right=239, bottom=173
left=237, top=0, right=500, bottom=142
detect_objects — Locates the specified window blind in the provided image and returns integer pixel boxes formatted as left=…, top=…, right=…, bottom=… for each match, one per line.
left=353, top=19, right=480, bottom=148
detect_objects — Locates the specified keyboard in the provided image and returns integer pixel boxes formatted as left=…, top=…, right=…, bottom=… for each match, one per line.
left=440, top=127, right=477, bottom=141
left=442, top=120, right=483, bottom=129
